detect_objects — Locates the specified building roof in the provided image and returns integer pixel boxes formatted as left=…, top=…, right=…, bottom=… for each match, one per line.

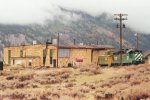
left=59, top=44, right=114, bottom=49
left=4, top=44, right=114, bottom=50
left=4, top=44, right=46, bottom=48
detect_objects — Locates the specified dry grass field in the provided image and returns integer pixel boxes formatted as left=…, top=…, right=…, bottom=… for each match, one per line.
left=0, top=64, right=150, bottom=100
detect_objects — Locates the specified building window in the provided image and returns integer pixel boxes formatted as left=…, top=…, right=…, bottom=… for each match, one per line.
left=50, top=49, right=53, bottom=64
left=8, top=50, right=11, bottom=64
left=16, top=60, right=22, bottom=65
left=43, top=49, right=46, bottom=57
left=28, top=60, right=32, bottom=66
left=58, top=49, right=70, bottom=58
left=43, top=49, right=46, bottom=65
left=13, top=60, right=15, bottom=65
left=20, top=50, right=23, bottom=57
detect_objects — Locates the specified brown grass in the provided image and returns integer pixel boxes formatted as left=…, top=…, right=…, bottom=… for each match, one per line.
left=1, top=64, right=150, bottom=100
left=79, top=66, right=102, bottom=75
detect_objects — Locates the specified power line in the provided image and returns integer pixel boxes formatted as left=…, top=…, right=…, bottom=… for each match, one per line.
left=114, top=13, right=128, bottom=66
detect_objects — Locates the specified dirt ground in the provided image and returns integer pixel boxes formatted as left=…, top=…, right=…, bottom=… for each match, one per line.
left=0, top=64, right=150, bottom=100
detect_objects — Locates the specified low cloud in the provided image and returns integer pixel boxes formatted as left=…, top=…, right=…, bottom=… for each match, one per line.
left=0, top=0, right=150, bottom=33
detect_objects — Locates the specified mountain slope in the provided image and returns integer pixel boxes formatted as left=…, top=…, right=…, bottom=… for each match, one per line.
left=0, top=9, right=150, bottom=59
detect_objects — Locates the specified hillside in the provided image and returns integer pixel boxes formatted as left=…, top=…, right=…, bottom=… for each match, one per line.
left=0, top=64, right=150, bottom=100
left=0, top=9, right=150, bottom=59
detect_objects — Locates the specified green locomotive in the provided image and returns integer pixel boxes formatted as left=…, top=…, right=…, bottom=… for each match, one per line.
left=98, top=49, right=144, bottom=66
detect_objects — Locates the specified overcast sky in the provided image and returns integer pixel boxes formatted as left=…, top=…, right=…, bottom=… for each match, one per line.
left=0, top=0, right=150, bottom=33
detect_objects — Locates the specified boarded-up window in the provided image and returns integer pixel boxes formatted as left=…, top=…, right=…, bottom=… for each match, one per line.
left=59, top=49, right=70, bottom=58
left=16, top=60, right=22, bottom=65
left=43, top=49, right=46, bottom=65
left=20, top=50, right=23, bottom=57
left=8, top=50, right=11, bottom=64
left=43, top=49, right=46, bottom=57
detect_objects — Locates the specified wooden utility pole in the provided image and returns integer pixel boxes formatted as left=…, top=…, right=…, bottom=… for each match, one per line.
left=74, top=39, right=76, bottom=45
left=137, top=33, right=139, bottom=50
left=43, top=40, right=49, bottom=67
left=57, top=33, right=60, bottom=68
left=97, top=41, right=99, bottom=45
left=114, top=13, right=128, bottom=66
left=135, top=33, right=139, bottom=50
